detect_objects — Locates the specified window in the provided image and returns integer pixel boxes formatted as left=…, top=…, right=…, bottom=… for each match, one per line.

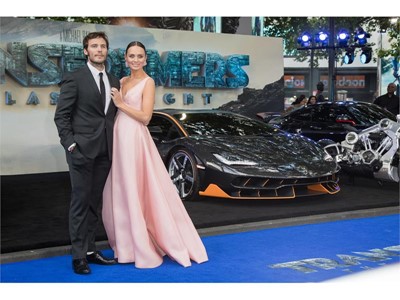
left=290, top=107, right=312, bottom=121
left=148, top=115, right=182, bottom=142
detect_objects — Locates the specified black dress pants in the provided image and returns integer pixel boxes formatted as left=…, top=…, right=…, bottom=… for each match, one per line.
left=66, top=136, right=111, bottom=259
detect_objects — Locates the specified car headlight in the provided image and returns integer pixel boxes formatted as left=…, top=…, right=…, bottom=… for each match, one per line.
left=345, top=132, right=359, bottom=145
left=378, top=118, right=391, bottom=130
left=213, top=153, right=258, bottom=166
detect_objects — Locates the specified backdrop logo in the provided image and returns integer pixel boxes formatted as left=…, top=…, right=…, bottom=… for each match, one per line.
left=0, top=42, right=249, bottom=88
left=1, top=42, right=249, bottom=106
left=268, top=245, right=400, bottom=273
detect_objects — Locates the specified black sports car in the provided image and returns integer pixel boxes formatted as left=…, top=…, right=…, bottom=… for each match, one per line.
left=264, top=101, right=397, bottom=143
left=148, top=109, right=340, bottom=201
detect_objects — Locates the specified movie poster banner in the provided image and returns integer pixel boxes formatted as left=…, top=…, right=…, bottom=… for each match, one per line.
left=0, top=17, right=283, bottom=174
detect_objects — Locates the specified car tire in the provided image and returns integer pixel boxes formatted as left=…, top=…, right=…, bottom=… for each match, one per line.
left=167, top=148, right=200, bottom=201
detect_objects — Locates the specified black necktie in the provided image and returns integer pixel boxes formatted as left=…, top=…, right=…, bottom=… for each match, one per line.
left=99, top=72, right=106, bottom=107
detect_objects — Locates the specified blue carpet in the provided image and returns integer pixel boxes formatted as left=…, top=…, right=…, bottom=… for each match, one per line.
left=1, top=214, right=399, bottom=283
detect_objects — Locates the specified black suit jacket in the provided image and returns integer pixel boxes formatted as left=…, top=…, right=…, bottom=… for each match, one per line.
left=54, top=65, right=120, bottom=160
left=373, top=93, right=400, bottom=116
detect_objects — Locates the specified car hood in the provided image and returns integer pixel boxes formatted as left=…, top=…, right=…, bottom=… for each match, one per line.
left=191, top=133, right=337, bottom=177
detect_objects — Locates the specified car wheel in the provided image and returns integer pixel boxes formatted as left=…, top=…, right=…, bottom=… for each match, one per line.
left=167, top=149, right=199, bottom=201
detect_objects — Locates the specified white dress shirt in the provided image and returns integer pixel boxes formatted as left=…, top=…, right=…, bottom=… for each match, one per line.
left=86, top=62, right=112, bottom=114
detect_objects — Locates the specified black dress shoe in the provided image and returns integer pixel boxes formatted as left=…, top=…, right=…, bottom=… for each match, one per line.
left=72, top=258, right=91, bottom=275
left=86, top=251, right=116, bottom=265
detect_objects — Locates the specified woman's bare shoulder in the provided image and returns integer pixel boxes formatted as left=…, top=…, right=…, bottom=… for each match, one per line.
left=145, top=76, right=155, bottom=86
left=120, top=76, right=129, bottom=85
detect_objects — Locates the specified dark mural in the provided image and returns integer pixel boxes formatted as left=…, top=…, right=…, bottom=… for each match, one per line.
left=218, top=76, right=285, bottom=118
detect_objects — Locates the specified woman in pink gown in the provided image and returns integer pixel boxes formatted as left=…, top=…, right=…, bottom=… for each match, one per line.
left=102, top=41, right=208, bottom=268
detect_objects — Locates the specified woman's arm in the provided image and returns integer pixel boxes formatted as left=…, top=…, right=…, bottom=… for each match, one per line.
left=111, top=77, right=155, bottom=125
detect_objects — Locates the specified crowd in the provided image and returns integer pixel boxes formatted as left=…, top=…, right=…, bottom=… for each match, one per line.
left=286, top=81, right=399, bottom=116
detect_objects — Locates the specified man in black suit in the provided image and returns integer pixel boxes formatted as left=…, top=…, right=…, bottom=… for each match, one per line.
left=316, top=81, right=325, bottom=102
left=373, top=82, right=399, bottom=116
left=54, top=32, right=120, bottom=275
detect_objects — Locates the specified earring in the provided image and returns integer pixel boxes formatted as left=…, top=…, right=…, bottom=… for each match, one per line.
left=143, top=61, right=147, bottom=66
left=125, top=62, right=128, bottom=68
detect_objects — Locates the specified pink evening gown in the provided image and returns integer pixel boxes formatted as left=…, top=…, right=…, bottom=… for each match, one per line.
left=102, top=77, right=208, bottom=268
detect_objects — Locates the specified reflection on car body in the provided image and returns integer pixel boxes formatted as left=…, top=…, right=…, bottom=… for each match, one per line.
left=263, top=101, right=396, bottom=143
left=148, top=109, right=340, bottom=201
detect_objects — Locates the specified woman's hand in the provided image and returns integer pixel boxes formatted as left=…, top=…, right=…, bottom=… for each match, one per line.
left=110, top=87, right=123, bottom=108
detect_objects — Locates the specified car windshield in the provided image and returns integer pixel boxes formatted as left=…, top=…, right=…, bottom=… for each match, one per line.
left=270, top=102, right=396, bottom=126
left=348, top=103, right=396, bottom=125
left=173, top=111, right=278, bottom=136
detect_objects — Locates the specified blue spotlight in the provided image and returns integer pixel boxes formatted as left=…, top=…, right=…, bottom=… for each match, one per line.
left=343, top=48, right=355, bottom=64
left=297, top=32, right=313, bottom=48
left=360, top=46, right=372, bottom=64
left=337, top=29, right=350, bottom=47
left=354, top=27, right=370, bottom=46
left=315, top=31, right=329, bottom=47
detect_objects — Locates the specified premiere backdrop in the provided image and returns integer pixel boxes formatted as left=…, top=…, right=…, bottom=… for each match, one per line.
left=0, top=17, right=284, bottom=175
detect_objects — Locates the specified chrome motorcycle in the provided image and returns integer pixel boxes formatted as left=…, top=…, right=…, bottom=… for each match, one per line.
left=323, top=115, right=400, bottom=183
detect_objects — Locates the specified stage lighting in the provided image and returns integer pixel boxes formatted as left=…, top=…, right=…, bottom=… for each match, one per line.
left=315, top=31, right=329, bottom=47
left=360, top=47, right=372, bottom=64
left=343, top=48, right=355, bottom=64
left=354, top=27, right=370, bottom=46
left=336, top=29, right=350, bottom=47
left=297, top=32, right=313, bottom=48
